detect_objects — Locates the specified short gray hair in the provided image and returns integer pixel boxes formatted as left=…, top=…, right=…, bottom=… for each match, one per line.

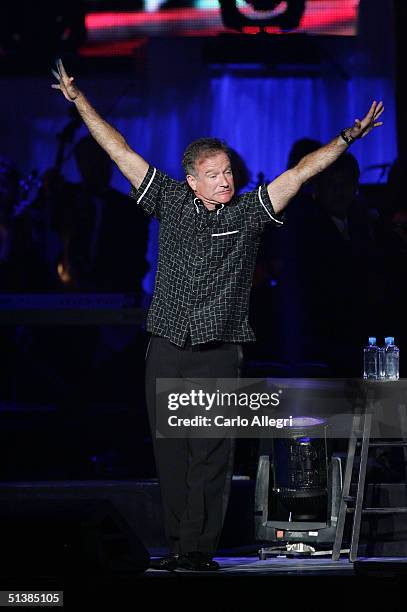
left=182, top=137, right=231, bottom=177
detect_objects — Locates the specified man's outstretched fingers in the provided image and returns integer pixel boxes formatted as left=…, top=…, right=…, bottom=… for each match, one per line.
left=375, top=106, right=384, bottom=120
left=55, top=60, right=62, bottom=78
left=372, top=101, right=384, bottom=119
left=366, top=101, right=376, bottom=117
left=57, top=59, right=69, bottom=80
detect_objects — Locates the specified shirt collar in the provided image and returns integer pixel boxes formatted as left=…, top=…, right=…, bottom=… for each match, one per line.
left=193, top=197, right=225, bottom=216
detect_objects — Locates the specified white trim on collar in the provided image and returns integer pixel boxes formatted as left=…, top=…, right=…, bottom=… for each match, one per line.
left=193, top=199, right=225, bottom=216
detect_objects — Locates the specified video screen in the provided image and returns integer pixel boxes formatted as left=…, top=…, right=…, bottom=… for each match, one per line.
left=86, top=0, right=360, bottom=42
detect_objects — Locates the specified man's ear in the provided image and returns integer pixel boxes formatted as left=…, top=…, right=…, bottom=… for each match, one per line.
left=186, top=174, right=197, bottom=191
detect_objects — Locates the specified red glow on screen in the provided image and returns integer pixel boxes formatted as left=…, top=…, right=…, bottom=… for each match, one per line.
left=85, top=2, right=358, bottom=34
left=80, top=39, right=147, bottom=57
left=242, top=26, right=261, bottom=35
left=86, top=9, right=215, bottom=29
left=80, top=1, right=359, bottom=54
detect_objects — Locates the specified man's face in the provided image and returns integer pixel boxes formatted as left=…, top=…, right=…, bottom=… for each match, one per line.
left=186, top=151, right=235, bottom=206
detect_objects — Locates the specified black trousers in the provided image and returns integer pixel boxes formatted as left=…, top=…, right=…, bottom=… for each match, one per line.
left=145, top=335, right=243, bottom=554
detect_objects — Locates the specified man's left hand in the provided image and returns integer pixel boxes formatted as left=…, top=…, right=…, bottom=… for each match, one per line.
left=349, top=100, right=384, bottom=140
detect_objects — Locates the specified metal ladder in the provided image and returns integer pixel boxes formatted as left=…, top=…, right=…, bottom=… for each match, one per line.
left=332, top=383, right=407, bottom=562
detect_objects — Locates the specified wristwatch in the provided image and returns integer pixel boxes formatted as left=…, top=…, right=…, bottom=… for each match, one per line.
left=340, top=129, right=355, bottom=146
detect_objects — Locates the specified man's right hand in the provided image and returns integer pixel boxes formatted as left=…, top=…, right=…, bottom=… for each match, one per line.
left=50, top=58, right=149, bottom=190
left=51, top=59, right=81, bottom=103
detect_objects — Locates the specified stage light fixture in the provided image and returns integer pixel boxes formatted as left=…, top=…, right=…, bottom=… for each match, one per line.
left=271, top=418, right=329, bottom=522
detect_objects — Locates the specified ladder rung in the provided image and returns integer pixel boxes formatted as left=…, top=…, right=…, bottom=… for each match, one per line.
left=347, top=507, right=407, bottom=514
left=367, top=441, right=407, bottom=447
left=354, top=440, right=407, bottom=448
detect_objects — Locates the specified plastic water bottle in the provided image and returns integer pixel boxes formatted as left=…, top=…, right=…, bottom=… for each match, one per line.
left=363, top=337, right=379, bottom=379
left=378, top=345, right=386, bottom=379
left=384, top=336, right=399, bottom=380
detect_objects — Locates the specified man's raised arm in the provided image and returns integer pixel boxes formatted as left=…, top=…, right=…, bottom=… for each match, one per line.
left=267, top=100, right=384, bottom=215
left=51, top=59, right=148, bottom=189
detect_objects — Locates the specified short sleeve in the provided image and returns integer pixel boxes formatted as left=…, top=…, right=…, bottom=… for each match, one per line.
left=129, top=165, right=184, bottom=220
left=239, top=184, right=285, bottom=232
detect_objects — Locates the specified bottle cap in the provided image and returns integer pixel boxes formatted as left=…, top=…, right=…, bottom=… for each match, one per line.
left=385, top=336, right=395, bottom=345
left=368, top=337, right=376, bottom=345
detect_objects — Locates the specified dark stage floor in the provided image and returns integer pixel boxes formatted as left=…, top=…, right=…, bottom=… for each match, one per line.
left=1, top=480, right=406, bottom=609
left=1, top=553, right=406, bottom=611
left=148, top=552, right=355, bottom=576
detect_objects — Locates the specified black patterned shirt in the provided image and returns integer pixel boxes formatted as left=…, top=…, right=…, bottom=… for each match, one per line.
left=130, top=165, right=284, bottom=346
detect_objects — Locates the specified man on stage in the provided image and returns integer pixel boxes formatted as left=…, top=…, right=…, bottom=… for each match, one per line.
left=52, top=59, right=383, bottom=571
